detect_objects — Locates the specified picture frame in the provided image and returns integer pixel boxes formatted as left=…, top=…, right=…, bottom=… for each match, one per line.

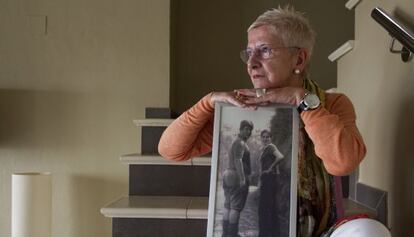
left=207, top=103, right=299, bottom=237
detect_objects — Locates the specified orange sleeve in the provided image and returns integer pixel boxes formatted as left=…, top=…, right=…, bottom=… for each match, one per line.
left=158, top=93, right=215, bottom=161
left=300, top=93, right=366, bottom=176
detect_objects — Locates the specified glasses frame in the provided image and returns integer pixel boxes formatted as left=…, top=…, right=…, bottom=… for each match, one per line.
left=240, top=46, right=300, bottom=64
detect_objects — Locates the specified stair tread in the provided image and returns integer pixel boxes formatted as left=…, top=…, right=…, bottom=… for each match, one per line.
left=343, top=198, right=377, bottom=218
left=133, top=119, right=174, bottom=127
left=120, top=153, right=211, bottom=166
left=345, top=0, right=361, bottom=10
left=101, top=197, right=376, bottom=220
left=187, top=196, right=209, bottom=219
left=190, top=156, right=211, bottom=166
left=101, top=196, right=208, bottom=219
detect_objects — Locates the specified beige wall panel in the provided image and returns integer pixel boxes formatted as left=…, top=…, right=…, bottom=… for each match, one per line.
left=0, top=0, right=170, bottom=236
left=337, top=0, right=414, bottom=235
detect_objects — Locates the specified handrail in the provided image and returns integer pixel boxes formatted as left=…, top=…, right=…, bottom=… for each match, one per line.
left=371, top=7, right=414, bottom=62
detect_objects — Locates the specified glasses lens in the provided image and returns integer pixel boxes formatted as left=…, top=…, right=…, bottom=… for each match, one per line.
left=240, top=50, right=250, bottom=63
left=240, top=50, right=247, bottom=63
left=260, top=47, right=272, bottom=59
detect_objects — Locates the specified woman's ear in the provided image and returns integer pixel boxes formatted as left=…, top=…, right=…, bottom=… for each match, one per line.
left=295, top=48, right=309, bottom=71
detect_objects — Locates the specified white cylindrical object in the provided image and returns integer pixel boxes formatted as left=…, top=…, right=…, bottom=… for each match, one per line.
left=12, top=172, right=52, bottom=237
left=331, top=218, right=391, bottom=237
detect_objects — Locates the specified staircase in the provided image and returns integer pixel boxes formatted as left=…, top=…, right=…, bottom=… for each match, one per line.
left=100, top=108, right=210, bottom=237
left=100, top=107, right=385, bottom=237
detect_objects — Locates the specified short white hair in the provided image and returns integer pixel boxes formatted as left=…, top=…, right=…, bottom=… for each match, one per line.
left=248, top=6, right=316, bottom=57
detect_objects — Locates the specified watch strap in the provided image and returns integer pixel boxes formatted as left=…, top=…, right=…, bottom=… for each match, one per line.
left=297, top=92, right=320, bottom=114
left=297, top=99, right=307, bottom=114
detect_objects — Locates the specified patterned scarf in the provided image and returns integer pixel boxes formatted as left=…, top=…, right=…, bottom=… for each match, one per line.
left=297, top=78, right=337, bottom=237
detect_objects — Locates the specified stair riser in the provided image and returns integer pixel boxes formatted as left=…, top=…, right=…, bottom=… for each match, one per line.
left=129, top=165, right=210, bottom=196
left=145, top=107, right=176, bottom=119
left=113, top=218, right=206, bottom=237
left=141, top=127, right=166, bottom=154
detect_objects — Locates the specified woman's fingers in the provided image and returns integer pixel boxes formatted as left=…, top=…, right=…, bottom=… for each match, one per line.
left=212, top=91, right=248, bottom=108
left=234, top=89, right=257, bottom=97
left=235, top=88, right=269, bottom=98
left=244, top=96, right=269, bottom=105
left=243, top=87, right=302, bottom=105
left=211, top=87, right=303, bottom=107
left=228, top=94, right=247, bottom=107
left=229, top=93, right=258, bottom=109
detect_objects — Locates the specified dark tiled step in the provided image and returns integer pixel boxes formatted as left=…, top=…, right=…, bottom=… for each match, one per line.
left=113, top=218, right=206, bottom=237
left=129, top=165, right=210, bottom=196
left=145, top=107, right=177, bottom=119
left=133, top=119, right=174, bottom=154
left=355, top=183, right=387, bottom=224
left=343, top=198, right=377, bottom=218
left=101, top=195, right=208, bottom=237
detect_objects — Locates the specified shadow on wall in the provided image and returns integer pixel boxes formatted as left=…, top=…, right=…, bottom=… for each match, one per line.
left=0, top=89, right=36, bottom=147
left=0, top=88, right=103, bottom=151
left=68, top=174, right=125, bottom=237
left=391, top=85, right=414, bottom=236
left=0, top=89, right=128, bottom=236
left=394, top=7, right=414, bottom=32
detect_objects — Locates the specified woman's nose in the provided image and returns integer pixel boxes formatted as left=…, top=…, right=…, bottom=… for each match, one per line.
left=247, top=55, right=261, bottom=69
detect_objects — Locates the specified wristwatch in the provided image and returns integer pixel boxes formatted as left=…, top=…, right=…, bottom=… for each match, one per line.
left=298, top=92, right=320, bottom=113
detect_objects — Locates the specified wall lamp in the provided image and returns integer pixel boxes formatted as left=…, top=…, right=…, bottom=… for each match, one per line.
left=371, top=7, right=414, bottom=62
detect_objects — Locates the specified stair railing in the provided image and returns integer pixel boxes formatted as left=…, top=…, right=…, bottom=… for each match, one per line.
left=371, top=7, right=414, bottom=62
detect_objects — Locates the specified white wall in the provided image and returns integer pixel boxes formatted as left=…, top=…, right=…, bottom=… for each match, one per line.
left=0, top=0, right=170, bottom=236
left=337, top=0, right=414, bottom=236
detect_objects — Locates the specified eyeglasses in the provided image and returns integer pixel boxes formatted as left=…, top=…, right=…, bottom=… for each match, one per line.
left=240, top=45, right=300, bottom=64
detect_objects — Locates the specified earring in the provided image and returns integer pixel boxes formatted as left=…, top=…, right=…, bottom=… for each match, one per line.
left=294, top=69, right=301, bottom=75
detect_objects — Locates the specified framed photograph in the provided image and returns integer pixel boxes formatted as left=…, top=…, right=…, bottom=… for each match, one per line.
left=207, top=103, right=299, bottom=237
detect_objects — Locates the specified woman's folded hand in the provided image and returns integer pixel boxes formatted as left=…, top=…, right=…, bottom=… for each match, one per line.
left=235, top=87, right=305, bottom=106
left=210, top=91, right=256, bottom=108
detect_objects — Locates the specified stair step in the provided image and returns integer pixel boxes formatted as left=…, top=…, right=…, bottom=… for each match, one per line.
left=120, top=153, right=211, bottom=166
left=343, top=198, right=377, bottom=218
left=191, top=156, right=211, bottom=166
left=100, top=196, right=208, bottom=219
left=112, top=218, right=206, bottom=237
left=129, top=164, right=210, bottom=196
left=102, top=197, right=374, bottom=220
left=133, top=119, right=174, bottom=127
left=141, top=126, right=167, bottom=154
left=345, top=0, right=361, bottom=10
left=328, top=40, right=354, bottom=62
left=145, top=107, right=176, bottom=119
left=133, top=119, right=175, bottom=154
left=187, top=196, right=209, bottom=219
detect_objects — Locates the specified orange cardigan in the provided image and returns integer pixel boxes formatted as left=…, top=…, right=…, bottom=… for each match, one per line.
left=158, top=93, right=366, bottom=176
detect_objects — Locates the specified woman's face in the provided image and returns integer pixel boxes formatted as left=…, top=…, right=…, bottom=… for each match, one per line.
left=261, top=132, right=271, bottom=145
left=246, top=25, right=300, bottom=89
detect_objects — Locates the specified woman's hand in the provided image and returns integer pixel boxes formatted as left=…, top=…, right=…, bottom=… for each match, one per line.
left=210, top=91, right=257, bottom=108
left=235, top=87, right=306, bottom=106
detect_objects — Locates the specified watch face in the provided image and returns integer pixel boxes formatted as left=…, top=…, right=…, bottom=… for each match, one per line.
left=304, top=93, right=320, bottom=109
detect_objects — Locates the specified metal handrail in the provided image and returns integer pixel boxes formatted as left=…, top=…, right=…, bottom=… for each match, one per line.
left=371, top=7, right=414, bottom=62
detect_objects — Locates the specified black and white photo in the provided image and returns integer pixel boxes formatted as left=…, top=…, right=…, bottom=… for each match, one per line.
left=207, top=103, right=299, bottom=237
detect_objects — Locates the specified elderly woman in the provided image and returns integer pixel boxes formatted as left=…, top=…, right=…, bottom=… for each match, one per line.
left=159, top=6, right=389, bottom=237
